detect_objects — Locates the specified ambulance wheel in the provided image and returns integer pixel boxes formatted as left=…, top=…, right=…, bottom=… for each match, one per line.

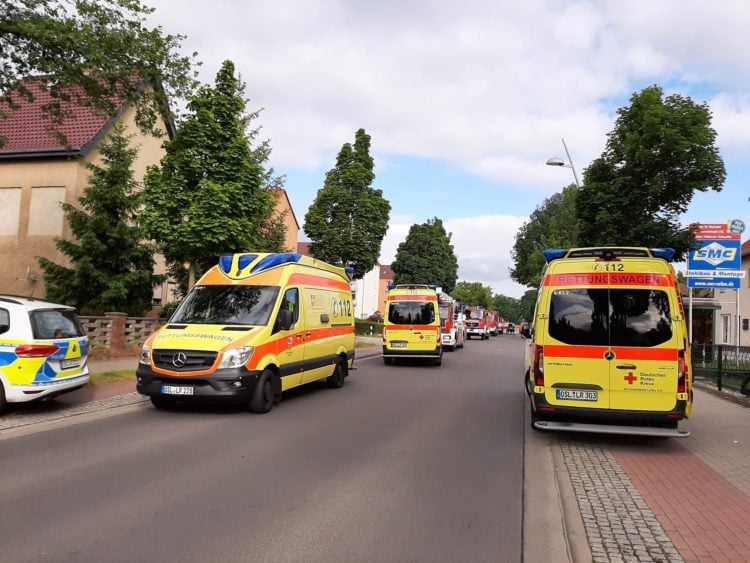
left=250, top=370, right=274, bottom=414
left=529, top=407, right=545, bottom=431
left=383, top=357, right=393, bottom=365
left=433, top=355, right=442, bottom=366
left=327, top=359, right=346, bottom=388
left=150, top=396, right=175, bottom=410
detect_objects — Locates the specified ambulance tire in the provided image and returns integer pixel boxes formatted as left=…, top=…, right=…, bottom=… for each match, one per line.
left=383, top=357, right=393, bottom=365
left=529, top=407, right=545, bottom=431
left=327, top=359, right=346, bottom=388
left=150, top=395, right=175, bottom=410
left=250, top=370, right=274, bottom=414
left=0, top=381, right=6, bottom=413
left=433, top=355, right=442, bottom=366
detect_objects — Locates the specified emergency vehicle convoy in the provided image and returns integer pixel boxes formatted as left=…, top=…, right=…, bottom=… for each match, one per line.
left=464, top=306, right=490, bottom=340
left=437, top=292, right=465, bottom=351
left=382, top=284, right=443, bottom=365
left=523, top=247, right=692, bottom=438
left=136, top=252, right=355, bottom=413
left=487, top=310, right=499, bottom=336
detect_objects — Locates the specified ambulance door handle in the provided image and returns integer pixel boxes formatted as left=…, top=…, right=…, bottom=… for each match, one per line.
left=305, top=332, right=312, bottom=338
left=616, top=364, right=637, bottom=370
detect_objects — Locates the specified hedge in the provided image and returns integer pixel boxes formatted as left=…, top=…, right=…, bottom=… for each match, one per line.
left=355, top=319, right=383, bottom=336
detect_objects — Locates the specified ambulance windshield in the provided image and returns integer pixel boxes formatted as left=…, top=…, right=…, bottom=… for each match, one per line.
left=549, top=288, right=672, bottom=347
left=388, top=302, right=435, bottom=325
left=170, top=285, right=280, bottom=326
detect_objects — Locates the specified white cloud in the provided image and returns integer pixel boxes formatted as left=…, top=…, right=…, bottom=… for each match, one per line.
left=379, top=214, right=529, bottom=298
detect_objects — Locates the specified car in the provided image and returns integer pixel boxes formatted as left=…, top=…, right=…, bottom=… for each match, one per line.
left=0, top=295, right=90, bottom=412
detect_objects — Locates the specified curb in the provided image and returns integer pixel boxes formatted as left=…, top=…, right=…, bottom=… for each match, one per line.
left=552, top=440, right=592, bottom=562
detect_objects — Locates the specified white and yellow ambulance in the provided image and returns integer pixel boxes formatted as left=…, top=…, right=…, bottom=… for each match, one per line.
left=523, top=247, right=692, bottom=437
left=382, top=284, right=442, bottom=366
left=136, top=253, right=355, bottom=413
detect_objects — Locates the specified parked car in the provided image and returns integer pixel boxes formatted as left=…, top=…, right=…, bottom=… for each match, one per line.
left=0, top=295, right=90, bottom=412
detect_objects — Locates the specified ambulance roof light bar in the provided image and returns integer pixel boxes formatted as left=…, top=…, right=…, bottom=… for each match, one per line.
left=543, top=247, right=676, bottom=263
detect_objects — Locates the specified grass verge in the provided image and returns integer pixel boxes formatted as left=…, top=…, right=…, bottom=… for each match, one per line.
left=90, top=369, right=136, bottom=385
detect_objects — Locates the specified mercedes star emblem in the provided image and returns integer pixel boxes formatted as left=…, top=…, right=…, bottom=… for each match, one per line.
left=172, top=352, right=188, bottom=368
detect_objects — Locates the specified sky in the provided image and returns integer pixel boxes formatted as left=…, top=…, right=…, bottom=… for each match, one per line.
left=147, top=0, right=749, bottom=298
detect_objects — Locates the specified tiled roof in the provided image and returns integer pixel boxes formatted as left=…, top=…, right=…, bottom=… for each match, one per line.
left=742, top=238, right=749, bottom=257
left=379, top=265, right=394, bottom=279
left=0, top=78, right=121, bottom=154
left=296, top=241, right=312, bottom=256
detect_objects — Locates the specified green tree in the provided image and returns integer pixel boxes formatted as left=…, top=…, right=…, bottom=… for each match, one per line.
left=511, top=184, right=578, bottom=287
left=304, top=128, right=391, bottom=279
left=391, top=217, right=459, bottom=292
left=140, top=60, right=283, bottom=291
left=577, top=85, right=725, bottom=259
left=38, top=122, right=159, bottom=315
left=517, top=289, right=539, bottom=324
left=0, top=0, right=198, bottom=145
left=492, top=294, right=520, bottom=322
left=451, top=281, right=493, bottom=309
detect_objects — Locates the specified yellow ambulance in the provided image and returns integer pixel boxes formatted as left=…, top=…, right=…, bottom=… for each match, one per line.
left=523, top=247, right=692, bottom=437
left=136, top=253, right=355, bottom=413
left=382, top=284, right=442, bottom=366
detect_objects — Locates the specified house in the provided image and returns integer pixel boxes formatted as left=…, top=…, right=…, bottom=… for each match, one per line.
left=0, top=77, right=173, bottom=298
left=0, top=77, right=300, bottom=303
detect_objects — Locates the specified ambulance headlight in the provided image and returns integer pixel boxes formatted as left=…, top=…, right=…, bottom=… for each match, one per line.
left=219, top=346, right=254, bottom=369
left=139, top=345, right=151, bottom=365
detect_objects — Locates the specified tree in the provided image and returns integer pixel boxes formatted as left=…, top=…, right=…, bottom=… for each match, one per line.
left=303, top=128, right=391, bottom=279
left=492, top=294, right=520, bottom=322
left=517, top=289, right=538, bottom=323
left=391, top=217, right=459, bottom=293
left=0, top=0, right=197, bottom=146
left=511, top=184, right=578, bottom=288
left=38, top=122, right=160, bottom=315
left=140, top=60, right=282, bottom=291
left=451, top=281, right=493, bottom=309
left=577, top=85, right=726, bottom=260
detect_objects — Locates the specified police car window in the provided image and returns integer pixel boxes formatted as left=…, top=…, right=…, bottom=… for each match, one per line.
left=0, top=308, right=9, bottom=335
left=609, top=289, right=672, bottom=347
left=549, top=289, right=609, bottom=346
left=171, top=285, right=280, bottom=325
left=388, top=302, right=435, bottom=325
left=30, top=310, right=85, bottom=339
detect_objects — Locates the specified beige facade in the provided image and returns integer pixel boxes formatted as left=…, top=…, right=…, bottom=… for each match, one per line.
left=270, top=188, right=300, bottom=252
left=0, top=104, right=169, bottom=298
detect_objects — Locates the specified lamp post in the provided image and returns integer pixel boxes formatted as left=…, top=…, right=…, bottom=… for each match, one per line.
left=546, top=138, right=580, bottom=187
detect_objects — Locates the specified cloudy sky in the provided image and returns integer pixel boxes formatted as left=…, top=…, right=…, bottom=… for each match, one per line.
left=147, top=0, right=749, bottom=297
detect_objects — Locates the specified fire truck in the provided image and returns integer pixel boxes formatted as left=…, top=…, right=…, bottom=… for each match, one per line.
left=438, top=292, right=465, bottom=351
left=464, top=306, right=490, bottom=340
left=487, top=310, right=499, bottom=336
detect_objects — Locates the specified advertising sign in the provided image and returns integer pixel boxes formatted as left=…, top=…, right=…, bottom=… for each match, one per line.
left=687, top=221, right=743, bottom=289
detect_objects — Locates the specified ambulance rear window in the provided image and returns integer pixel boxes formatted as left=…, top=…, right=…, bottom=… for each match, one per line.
left=388, top=302, right=435, bottom=325
left=549, top=289, right=672, bottom=347
left=171, top=285, right=280, bottom=325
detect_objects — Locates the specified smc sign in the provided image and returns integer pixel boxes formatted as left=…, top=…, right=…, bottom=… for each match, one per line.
left=693, top=242, right=738, bottom=267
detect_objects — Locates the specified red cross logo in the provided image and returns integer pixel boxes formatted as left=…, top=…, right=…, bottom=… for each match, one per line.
left=624, top=372, right=638, bottom=385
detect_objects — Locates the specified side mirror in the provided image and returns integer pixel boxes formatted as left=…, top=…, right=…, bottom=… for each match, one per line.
left=521, top=326, right=531, bottom=338
left=320, top=313, right=330, bottom=324
left=278, top=309, right=294, bottom=331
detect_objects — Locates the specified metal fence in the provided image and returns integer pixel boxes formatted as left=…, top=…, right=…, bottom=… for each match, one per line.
left=691, top=344, right=750, bottom=395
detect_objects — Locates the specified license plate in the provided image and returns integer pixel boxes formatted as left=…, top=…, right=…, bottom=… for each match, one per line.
left=60, top=358, right=81, bottom=369
left=391, top=342, right=407, bottom=348
left=556, top=389, right=598, bottom=401
left=162, top=385, right=194, bottom=396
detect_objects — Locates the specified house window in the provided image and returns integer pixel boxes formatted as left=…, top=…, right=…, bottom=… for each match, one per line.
left=28, top=187, right=65, bottom=236
left=0, top=187, right=22, bottom=236
left=721, top=314, right=731, bottom=344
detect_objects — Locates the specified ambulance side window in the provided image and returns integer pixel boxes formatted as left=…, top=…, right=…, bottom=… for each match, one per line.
left=274, top=288, right=299, bottom=332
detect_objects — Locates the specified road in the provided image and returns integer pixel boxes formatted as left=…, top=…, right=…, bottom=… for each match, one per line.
left=0, top=336, right=527, bottom=562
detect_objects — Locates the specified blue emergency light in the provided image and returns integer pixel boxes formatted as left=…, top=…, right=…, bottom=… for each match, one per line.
left=219, top=254, right=234, bottom=273
left=251, top=252, right=302, bottom=273
left=650, top=248, right=675, bottom=261
left=237, top=254, right=257, bottom=270
left=542, top=249, right=568, bottom=263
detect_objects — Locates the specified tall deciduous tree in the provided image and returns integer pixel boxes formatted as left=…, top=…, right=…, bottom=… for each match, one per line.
left=492, top=294, right=521, bottom=322
left=577, top=85, right=726, bottom=259
left=511, top=185, right=578, bottom=287
left=303, top=128, right=391, bottom=279
left=140, top=60, right=283, bottom=291
left=38, top=122, right=160, bottom=315
left=0, top=0, right=198, bottom=145
left=451, top=281, right=493, bottom=309
left=391, top=217, right=459, bottom=292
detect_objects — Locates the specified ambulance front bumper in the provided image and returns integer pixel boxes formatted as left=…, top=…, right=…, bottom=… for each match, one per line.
left=136, top=364, right=263, bottom=403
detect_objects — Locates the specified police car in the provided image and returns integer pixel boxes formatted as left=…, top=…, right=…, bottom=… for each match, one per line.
left=0, top=295, right=90, bottom=412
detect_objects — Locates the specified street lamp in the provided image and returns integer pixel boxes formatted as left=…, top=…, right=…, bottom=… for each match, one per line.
left=546, top=138, right=580, bottom=187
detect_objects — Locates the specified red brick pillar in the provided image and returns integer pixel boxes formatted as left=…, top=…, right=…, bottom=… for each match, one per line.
left=105, top=312, right=127, bottom=352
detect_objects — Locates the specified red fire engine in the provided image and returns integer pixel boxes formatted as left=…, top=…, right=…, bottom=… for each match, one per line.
left=438, top=292, right=465, bottom=351
left=464, top=306, right=490, bottom=340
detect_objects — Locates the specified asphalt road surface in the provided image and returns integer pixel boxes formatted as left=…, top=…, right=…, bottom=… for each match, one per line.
left=1, top=335, right=527, bottom=562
